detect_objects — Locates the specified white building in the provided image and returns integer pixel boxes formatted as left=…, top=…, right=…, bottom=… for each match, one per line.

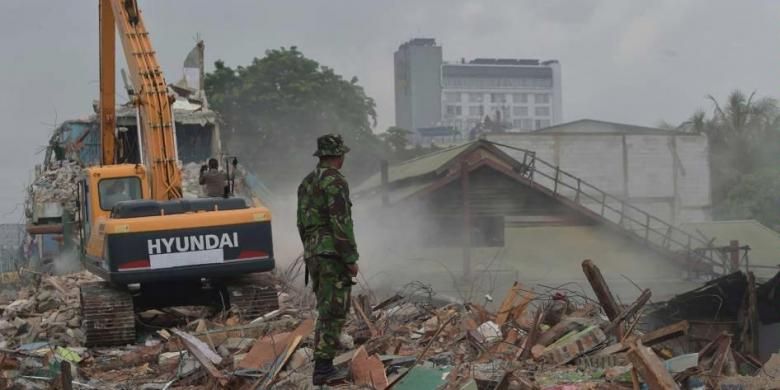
left=393, top=39, right=563, bottom=145
left=441, top=59, right=563, bottom=134
left=487, top=119, right=712, bottom=225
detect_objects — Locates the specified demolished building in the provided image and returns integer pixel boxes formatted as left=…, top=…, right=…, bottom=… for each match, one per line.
left=353, top=139, right=719, bottom=302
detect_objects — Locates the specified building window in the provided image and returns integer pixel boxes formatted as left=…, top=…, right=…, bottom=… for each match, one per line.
left=468, top=93, right=484, bottom=103
left=535, top=106, right=550, bottom=116
left=535, top=119, right=552, bottom=129
left=521, top=119, right=534, bottom=130
left=468, top=106, right=484, bottom=116
left=512, top=93, right=528, bottom=103
left=466, top=119, right=480, bottom=129
left=490, top=93, right=507, bottom=103
left=445, top=105, right=462, bottom=116
left=444, top=92, right=461, bottom=103
left=534, top=93, right=550, bottom=104
left=512, top=106, right=528, bottom=117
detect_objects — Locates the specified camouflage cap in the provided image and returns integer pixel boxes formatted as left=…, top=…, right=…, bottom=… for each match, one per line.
left=313, top=134, right=350, bottom=157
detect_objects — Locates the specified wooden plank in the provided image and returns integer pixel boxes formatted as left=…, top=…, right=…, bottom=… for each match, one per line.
left=707, top=335, right=731, bottom=388
left=254, top=335, right=303, bottom=389
left=239, top=318, right=314, bottom=369
left=518, top=308, right=545, bottom=361
left=536, top=306, right=598, bottom=347
left=624, top=338, right=680, bottom=390
left=174, top=329, right=228, bottom=387
left=495, top=282, right=521, bottom=326
left=351, top=346, right=389, bottom=389
left=508, top=289, right=535, bottom=326
left=582, top=259, right=621, bottom=321
left=353, top=296, right=379, bottom=337
left=597, top=321, right=689, bottom=356
left=604, top=289, right=651, bottom=337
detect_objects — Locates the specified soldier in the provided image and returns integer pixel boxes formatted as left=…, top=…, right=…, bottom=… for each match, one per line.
left=297, top=134, right=359, bottom=385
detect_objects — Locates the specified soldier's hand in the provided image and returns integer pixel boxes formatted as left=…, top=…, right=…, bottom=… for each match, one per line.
left=346, top=263, right=359, bottom=277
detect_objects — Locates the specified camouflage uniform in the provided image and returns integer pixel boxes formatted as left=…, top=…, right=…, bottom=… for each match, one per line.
left=297, top=134, right=358, bottom=362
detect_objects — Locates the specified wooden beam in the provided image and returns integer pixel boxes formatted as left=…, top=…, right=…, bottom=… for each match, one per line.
left=581, top=259, right=621, bottom=321
left=353, top=296, right=379, bottom=337
left=173, top=329, right=227, bottom=387
left=624, top=338, right=680, bottom=390
left=597, top=320, right=689, bottom=356
left=604, top=289, right=652, bottom=336
left=495, top=282, right=521, bottom=326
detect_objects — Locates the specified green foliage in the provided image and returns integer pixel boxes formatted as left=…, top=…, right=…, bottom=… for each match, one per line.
left=716, top=168, right=780, bottom=230
left=205, top=47, right=386, bottom=190
left=678, top=90, right=780, bottom=227
left=377, top=126, right=443, bottom=162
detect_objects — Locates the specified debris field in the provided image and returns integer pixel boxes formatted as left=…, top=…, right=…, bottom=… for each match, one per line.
left=0, top=258, right=775, bottom=389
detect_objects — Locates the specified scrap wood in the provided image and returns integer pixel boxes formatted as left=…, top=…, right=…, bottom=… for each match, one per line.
left=335, top=335, right=393, bottom=367
left=596, top=321, right=689, bottom=356
left=351, top=345, right=389, bottom=389
left=519, top=308, right=545, bottom=361
left=239, top=318, right=314, bottom=369
left=353, top=296, right=379, bottom=337
left=95, top=344, right=163, bottom=371
left=535, top=315, right=595, bottom=349
left=171, top=328, right=222, bottom=365
left=623, top=337, right=680, bottom=390
left=251, top=335, right=303, bottom=390
left=172, top=329, right=228, bottom=387
left=468, top=303, right=493, bottom=324
left=603, top=289, right=651, bottom=337
left=194, top=317, right=298, bottom=346
left=387, top=315, right=456, bottom=389
left=495, top=282, right=522, bottom=326
left=707, top=334, right=732, bottom=388
left=582, top=259, right=621, bottom=321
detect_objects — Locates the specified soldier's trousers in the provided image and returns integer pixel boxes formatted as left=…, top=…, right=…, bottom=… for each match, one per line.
left=306, top=255, right=351, bottom=361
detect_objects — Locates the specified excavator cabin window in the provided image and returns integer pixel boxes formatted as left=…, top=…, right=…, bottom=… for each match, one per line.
left=99, top=177, right=143, bottom=211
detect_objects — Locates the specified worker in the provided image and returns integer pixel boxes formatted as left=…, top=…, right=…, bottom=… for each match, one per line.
left=296, top=134, right=359, bottom=385
left=102, top=180, right=132, bottom=210
left=199, top=158, right=228, bottom=197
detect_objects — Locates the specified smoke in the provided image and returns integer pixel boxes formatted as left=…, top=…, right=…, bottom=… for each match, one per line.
left=52, top=249, right=81, bottom=275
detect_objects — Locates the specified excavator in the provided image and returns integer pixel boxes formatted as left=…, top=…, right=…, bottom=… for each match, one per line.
left=77, top=0, right=277, bottom=346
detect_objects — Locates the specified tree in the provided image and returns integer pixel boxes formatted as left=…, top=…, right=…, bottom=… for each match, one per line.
left=675, top=90, right=780, bottom=226
left=205, top=47, right=386, bottom=191
left=379, top=127, right=412, bottom=154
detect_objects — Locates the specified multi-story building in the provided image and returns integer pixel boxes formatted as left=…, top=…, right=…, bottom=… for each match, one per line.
left=441, top=58, right=562, bottom=134
left=394, top=38, right=443, bottom=138
left=394, top=38, right=563, bottom=144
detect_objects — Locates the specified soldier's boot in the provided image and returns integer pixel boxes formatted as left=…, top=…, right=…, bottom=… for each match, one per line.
left=312, top=358, right=339, bottom=385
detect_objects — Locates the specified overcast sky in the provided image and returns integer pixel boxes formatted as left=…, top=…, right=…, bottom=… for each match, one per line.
left=1, top=0, right=779, bottom=223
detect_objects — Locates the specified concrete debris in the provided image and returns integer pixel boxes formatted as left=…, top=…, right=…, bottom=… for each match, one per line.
left=0, top=259, right=771, bottom=389
left=26, top=160, right=82, bottom=216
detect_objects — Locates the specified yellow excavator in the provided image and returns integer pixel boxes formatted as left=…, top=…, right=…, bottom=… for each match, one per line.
left=78, top=0, right=277, bottom=346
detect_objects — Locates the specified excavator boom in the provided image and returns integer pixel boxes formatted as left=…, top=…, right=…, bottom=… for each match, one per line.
left=99, top=0, right=182, bottom=200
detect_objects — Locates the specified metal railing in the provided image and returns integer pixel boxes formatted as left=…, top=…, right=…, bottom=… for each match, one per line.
left=490, top=141, right=719, bottom=273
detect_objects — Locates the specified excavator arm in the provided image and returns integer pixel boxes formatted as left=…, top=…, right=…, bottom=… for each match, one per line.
left=99, top=0, right=182, bottom=200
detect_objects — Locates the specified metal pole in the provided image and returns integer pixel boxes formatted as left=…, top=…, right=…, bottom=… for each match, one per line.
left=461, top=161, right=471, bottom=281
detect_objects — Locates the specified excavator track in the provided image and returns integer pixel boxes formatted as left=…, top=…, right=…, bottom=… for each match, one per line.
left=80, top=282, right=136, bottom=347
left=225, top=276, right=279, bottom=320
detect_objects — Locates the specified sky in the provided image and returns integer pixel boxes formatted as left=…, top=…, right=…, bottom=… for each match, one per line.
left=1, top=0, right=780, bottom=223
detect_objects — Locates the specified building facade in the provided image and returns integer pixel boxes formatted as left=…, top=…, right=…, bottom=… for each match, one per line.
left=394, top=38, right=443, bottom=138
left=487, top=119, right=712, bottom=225
left=441, top=59, right=562, bottom=134
left=393, top=38, right=563, bottom=143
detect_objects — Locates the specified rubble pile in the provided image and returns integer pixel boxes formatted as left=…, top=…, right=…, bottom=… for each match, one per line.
left=181, top=162, right=204, bottom=198
left=0, top=260, right=775, bottom=389
left=0, top=272, right=98, bottom=353
left=25, top=160, right=82, bottom=214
